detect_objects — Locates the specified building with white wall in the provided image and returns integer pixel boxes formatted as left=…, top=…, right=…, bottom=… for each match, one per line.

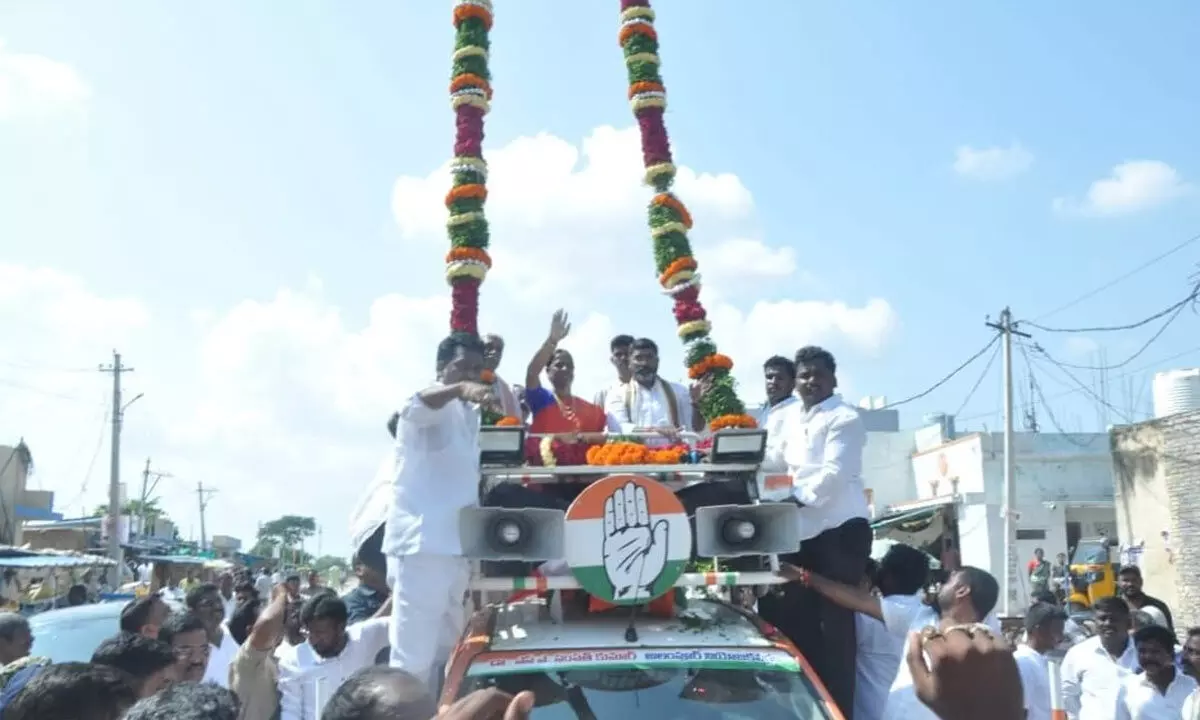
left=902, top=430, right=1115, bottom=610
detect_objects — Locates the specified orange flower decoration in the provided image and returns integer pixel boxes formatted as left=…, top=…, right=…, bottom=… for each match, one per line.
left=445, top=183, right=487, bottom=207
left=449, top=73, right=494, bottom=100
left=452, top=3, right=493, bottom=30
left=480, top=369, right=496, bottom=384
left=710, top=414, right=758, bottom=431
left=628, top=81, right=666, bottom=100
left=658, top=257, right=697, bottom=286
left=495, top=416, right=521, bottom=427
left=651, top=193, right=694, bottom=229
left=687, top=353, right=733, bottom=380
left=445, top=247, right=493, bottom=267
left=618, top=22, right=657, bottom=46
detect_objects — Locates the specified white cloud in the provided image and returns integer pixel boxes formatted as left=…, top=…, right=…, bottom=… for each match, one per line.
left=2, top=126, right=897, bottom=556
left=1063, top=336, right=1099, bottom=359
left=952, top=143, right=1034, bottom=181
left=0, top=41, right=89, bottom=121
left=1053, top=160, right=1193, bottom=217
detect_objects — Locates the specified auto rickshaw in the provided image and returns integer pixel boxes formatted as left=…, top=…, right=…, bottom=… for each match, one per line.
left=1066, top=536, right=1119, bottom=612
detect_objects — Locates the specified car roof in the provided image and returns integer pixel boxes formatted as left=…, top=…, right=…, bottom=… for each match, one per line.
left=485, top=597, right=775, bottom=652
left=28, top=601, right=124, bottom=625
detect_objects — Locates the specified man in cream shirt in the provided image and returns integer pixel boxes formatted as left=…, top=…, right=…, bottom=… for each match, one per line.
left=603, top=337, right=702, bottom=444
left=758, top=345, right=872, bottom=720
left=593, top=334, right=634, bottom=409
left=482, top=334, right=522, bottom=419
left=384, top=333, right=497, bottom=693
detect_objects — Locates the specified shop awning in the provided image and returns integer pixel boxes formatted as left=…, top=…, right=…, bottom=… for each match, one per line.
left=871, top=496, right=957, bottom=531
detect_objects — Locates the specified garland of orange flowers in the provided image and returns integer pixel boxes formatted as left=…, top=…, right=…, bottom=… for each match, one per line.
left=618, top=0, right=755, bottom=431
left=586, top=442, right=687, bottom=466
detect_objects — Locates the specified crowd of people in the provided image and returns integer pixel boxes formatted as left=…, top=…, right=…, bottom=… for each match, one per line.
left=0, top=316, right=1194, bottom=719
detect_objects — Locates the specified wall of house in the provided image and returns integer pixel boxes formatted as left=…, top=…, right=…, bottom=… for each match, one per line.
left=1111, top=410, right=1200, bottom=633
left=863, top=430, right=919, bottom=510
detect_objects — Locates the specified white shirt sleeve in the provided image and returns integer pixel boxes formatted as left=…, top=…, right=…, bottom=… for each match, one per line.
left=355, top=617, right=391, bottom=657
left=1013, top=654, right=1038, bottom=713
left=792, top=412, right=866, bottom=507
left=399, top=391, right=454, bottom=428
left=604, top=386, right=634, bottom=434
left=672, top=382, right=695, bottom=431
left=1112, top=682, right=1132, bottom=720
left=1183, top=688, right=1200, bottom=720
left=879, top=596, right=918, bottom=637
left=277, top=654, right=303, bottom=720
left=1059, top=646, right=1082, bottom=718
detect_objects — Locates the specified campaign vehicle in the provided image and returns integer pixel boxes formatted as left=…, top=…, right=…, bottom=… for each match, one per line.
left=449, top=425, right=843, bottom=718
left=443, top=596, right=837, bottom=719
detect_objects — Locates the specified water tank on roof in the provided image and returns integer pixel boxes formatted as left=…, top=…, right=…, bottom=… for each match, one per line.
left=1152, top=368, right=1200, bottom=418
left=922, top=412, right=956, bottom=440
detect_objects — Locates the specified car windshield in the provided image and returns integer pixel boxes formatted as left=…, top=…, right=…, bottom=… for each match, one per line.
left=1071, top=541, right=1108, bottom=566
left=30, top=608, right=121, bottom=663
left=461, top=650, right=831, bottom=720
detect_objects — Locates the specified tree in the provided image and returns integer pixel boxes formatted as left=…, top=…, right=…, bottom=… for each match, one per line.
left=312, top=555, right=348, bottom=574
left=93, top=499, right=168, bottom=528
left=249, top=536, right=279, bottom=558
left=257, top=515, right=317, bottom=565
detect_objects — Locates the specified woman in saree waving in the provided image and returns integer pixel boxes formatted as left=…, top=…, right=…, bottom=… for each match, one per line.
left=523, top=310, right=607, bottom=437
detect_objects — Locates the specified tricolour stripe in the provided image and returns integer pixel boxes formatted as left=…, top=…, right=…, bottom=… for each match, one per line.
left=567, top=474, right=681, bottom=520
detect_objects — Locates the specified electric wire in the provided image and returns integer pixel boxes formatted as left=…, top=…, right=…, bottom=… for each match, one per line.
left=1036, top=298, right=1190, bottom=372
left=1019, top=344, right=1102, bottom=448
left=954, top=343, right=1200, bottom=424
left=882, top=335, right=1000, bottom=410
left=1024, top=343, right=1135, bottom=424
left=952, top=340, right=1001, bottom=418
left=1029, top=231, right=1200, bottom=322
left=1022, top=282, right=1199, bottom=333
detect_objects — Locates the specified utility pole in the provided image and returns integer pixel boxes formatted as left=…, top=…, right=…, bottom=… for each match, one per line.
left=138, top=457, right=172, bottom=537
left=317, top=525, right=323, bottom=557
left=99, top=351, right=135, bottom=564
left=986, top=308, right=1031, bottom=617
left=196, top=482, right=217, bottom=551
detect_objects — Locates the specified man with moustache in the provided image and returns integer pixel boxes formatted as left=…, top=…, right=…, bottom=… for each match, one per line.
left=777, top=562, right=1001, bottom=720
left=1060, top=597, right=1139, bottom=720
left=603, top=338, right=703, bottom=443
left=158, top=612, right=211, bottom=683
left=758, top=345, right=872, bottom=719
left=1115, top=624, right=1197, bottom=718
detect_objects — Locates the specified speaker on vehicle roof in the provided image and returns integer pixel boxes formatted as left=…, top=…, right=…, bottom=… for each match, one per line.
left=459, top=506, right=565, bottom=561
left=695, top=503, right=801, bottom=558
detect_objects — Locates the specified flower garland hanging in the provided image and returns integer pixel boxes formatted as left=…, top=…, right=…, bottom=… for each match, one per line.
left=445, top=0, right=494, bottom=338
left=445, top=0, right=516, bottom=427
left=618, top=0, right=756, bottom=431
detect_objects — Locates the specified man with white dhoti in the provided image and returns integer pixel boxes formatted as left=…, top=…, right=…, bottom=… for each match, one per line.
left=383, top=333, right=495, bottom=692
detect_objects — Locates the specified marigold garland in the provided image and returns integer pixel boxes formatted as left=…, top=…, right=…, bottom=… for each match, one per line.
left=585, top=441, right=688, bottom=466
left=446, top=0, right=494, bottom=339
left=617, top=0, right=755, bottom=431
left=480, top=369, right=496, bottom=384
left=494, top=416, right=521, bottom=427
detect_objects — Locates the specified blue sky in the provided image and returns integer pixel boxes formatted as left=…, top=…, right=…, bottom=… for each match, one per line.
left=1, top=1, right=1197, bottom=553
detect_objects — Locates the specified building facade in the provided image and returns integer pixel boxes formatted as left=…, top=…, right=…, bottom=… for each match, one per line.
left=1110, top=409, right=1200, bottom=634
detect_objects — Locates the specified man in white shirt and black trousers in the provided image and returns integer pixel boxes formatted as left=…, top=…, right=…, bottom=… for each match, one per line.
left=758, top=345, right=872, bottom=720
left=383, top=333, right=497, bottom=694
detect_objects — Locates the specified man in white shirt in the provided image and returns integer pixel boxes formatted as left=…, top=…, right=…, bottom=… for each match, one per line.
left=778, top=561, right=1001, bottom=720
left=277, top=593, right=391, bottom=720
left=593, top=334, right=633, bottom=409
left=1115, top=624, right=1198, bottom=719
left=1061, top=596, right=1140, bottom=719
left=603, top=337, right=702, bottom=441
left=185, top=583, right=239, bottom=688
left=482, top=334, right=522, bottom=419
left=851, top=546, right=932, bottom=720
left=755, top=355, right=799, bottom=430
left=1015, top=602, right=1068, bottom=720
left=757, top=345, right=872, bottom=720
left=384, top=333, right=495, bottom=692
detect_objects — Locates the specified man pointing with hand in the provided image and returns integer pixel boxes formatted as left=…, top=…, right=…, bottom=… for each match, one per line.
left=384, top=333, right=496, bottom=693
